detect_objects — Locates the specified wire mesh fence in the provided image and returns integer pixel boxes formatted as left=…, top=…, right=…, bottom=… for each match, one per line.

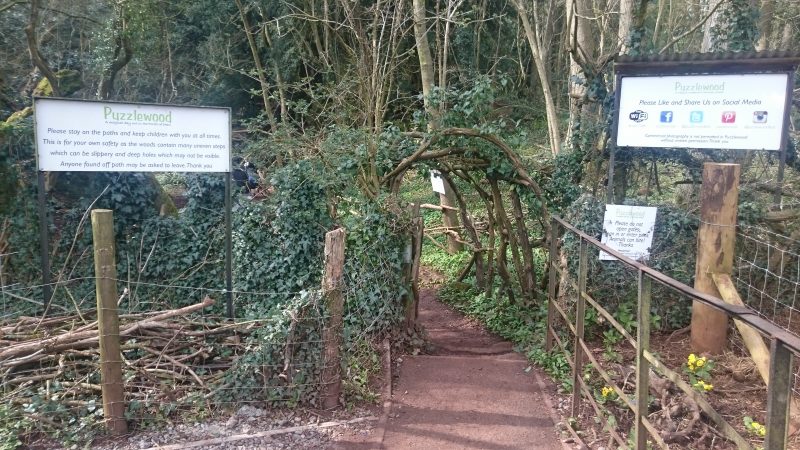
left=733, top=222, right=800, bottom=421
left=735, top=224, right=800, bottom=337
left=0, top=224, right=412, bottom=445
left=0, top=282, right=333, bottom=437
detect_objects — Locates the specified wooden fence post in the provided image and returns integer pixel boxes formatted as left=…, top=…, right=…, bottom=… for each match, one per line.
left=690, top=163, right=740, bottom=354
left=403, top=204, right=422, bottom=329
left=545, top=217, right=560, bottom=352
left=321, top=228, right=346, bottom=409
left=440, top=177, right=464, bottom=254
left=571, top=237, right=588, bottom=418
left=635, top=270, right=652, bottom=450
left=765, top=338, right=793, bottom=450
left=91, top=209, right=127, bottom=435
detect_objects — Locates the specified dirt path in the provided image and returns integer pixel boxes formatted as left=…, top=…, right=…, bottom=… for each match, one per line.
left=379, top=288, right=564, bottom=449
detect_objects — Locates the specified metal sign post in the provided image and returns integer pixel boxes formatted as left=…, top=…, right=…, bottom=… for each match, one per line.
left=37, top=170, right=52, bottom=314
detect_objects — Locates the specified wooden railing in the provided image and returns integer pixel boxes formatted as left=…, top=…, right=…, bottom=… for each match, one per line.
left=547, top=215, right=800, bottom=450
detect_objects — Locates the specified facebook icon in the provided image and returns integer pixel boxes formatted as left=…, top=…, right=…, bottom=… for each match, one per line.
left=660, top=111, right=673, bottom=123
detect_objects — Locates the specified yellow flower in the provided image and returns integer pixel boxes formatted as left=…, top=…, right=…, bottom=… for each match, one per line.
left=695, top=357, right=706, bottom=368
left=687, top=354, right=698, bottom=371
left=693, top=380, right=713, bottom=391
left=751, top=422, right=766, bottom=437
left=601, top=386, right=614, bottom=398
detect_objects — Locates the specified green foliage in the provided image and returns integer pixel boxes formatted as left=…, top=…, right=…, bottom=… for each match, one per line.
left=342, top=339, right=382, bottom=406
left=684, top=353, right=715, bottom=392
left=527, top=346, right=573, bottom=392
left=0, top=402, right=31, bottom=450
left=233, top=160, right=332, bottom=307
left=710, top=0, right=758, bottom=52
left=743, top=416, right=767, bottom=437
left=220, top=291, right=327, bottom=406
left=341, top=196, right=409, bottom=335
left=545, top=148, right=587, bottom=213
left=420, top=246, right=470, bottom=279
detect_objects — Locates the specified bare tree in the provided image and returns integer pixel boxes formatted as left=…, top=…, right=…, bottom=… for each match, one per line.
left=511, top=0, right=561, bottom=156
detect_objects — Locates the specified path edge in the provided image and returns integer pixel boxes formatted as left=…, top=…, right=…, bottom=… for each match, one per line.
left=531, top=365, right=574, bottom=450
left=371, top=337, right=393, bottom=449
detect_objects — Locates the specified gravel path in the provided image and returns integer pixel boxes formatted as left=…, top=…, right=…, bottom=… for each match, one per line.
left=91, top=406, right=378, bottom=450
left=380, top=288, right=566, bottom=449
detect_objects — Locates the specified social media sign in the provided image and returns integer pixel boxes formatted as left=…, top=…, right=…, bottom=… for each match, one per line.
left=616, top=73, right=789, bottom=150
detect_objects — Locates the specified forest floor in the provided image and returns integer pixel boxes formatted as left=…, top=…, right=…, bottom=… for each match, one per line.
left=361, top=284, right=567, bottom=449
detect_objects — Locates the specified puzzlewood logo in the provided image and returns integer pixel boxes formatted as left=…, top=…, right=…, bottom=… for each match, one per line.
left=674, top=81, right=725, bottom=94
left=103, top=106, right=172, bottom=124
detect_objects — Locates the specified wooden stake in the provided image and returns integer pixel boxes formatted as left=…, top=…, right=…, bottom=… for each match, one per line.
left=321, top=228, right=346, bottom=409
left=439, top=178, right=463, bottom=254
left=690, top=163, right=740, bottom=354
left=403, top=205, right=422, bottom=328
left=91, top=209, right=127, bottom=434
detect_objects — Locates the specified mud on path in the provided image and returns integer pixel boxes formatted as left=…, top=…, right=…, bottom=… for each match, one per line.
left=380, top=287, right=565, bottom=449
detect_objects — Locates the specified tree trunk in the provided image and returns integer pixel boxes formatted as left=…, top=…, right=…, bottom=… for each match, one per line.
left=564, top=0, right=595, bottom=149
left=510, top=188, right=536, bottom=300
left=97, top=8, right=132, bottom=100
left=445, top=171, right=485, bottom=286
left=24, top=0, right=61, bottom=97
left=756, top=0, right=774, bottom=51
left=702, top=0, right=724, bottom=51
left=618, top=0, right=635, bottom=53
left=489, top=178, right=517, bottom=303
left=512, top=0, right=561, bottom=155
left=261, top=24, right=288, bottom=120
left=412, top=0, right=439, bottom=127
left=234, top=0, right=278, bottom=131
left=439, top=177, right=464, bottom=254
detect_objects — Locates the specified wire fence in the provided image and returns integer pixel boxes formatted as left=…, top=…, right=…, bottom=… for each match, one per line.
left=0, top=281, right=323, bottom=435
left=0, top=228, right=413, bottom=445
left=734, top=224, right=800, bottom=336
left=733, top=222, right=800, bottom=416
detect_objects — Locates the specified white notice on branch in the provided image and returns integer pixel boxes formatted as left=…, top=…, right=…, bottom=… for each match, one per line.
left=34, top=98, right=230, bottom=172
left=616, top=73, right=788, bottom=151
left=430, top=170, right=446, bottom=194
left=599, top=205, right=657, bottom=261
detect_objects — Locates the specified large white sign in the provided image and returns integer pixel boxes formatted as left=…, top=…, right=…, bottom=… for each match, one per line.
left=34, top=98, right=230, bottom=172
left=616, top=73, right=788, bottom=150
left=599, top=205, right=657, bottom=261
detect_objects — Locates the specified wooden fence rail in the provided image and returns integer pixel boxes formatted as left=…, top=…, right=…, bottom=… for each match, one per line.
left=547, top=214, right=800, bottom=450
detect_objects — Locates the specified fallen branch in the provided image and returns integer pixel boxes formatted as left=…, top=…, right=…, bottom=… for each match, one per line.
left=0, top=297, right=214, bottom=363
